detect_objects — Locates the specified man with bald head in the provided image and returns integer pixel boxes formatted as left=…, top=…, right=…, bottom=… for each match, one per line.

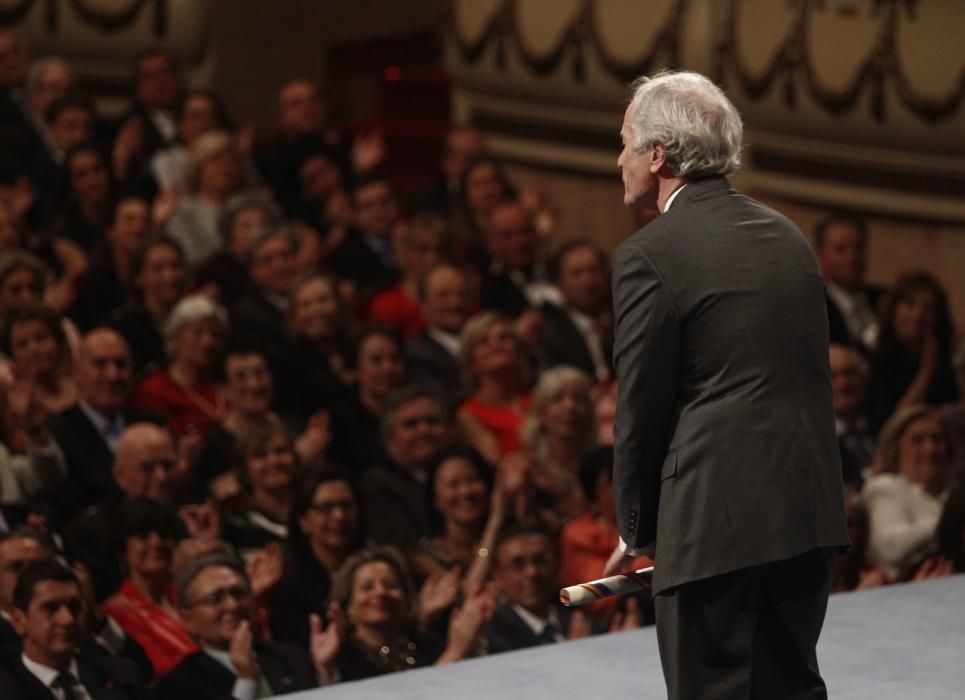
left=46, top=328, right=161, bottom=518
left=64, top=423, right=182, bottom=603
left=480, top=200, right=558, bottom=319
left=406, top=264, right=471, bottom=402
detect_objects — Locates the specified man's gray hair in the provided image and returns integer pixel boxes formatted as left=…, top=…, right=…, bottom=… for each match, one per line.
left=380, top=383, right=447, bottom=444
left=627, top=70, right=743, bottom=178
left=175, top=553, right=248, bottom=609
left=26, top=56, right=71, bottom=95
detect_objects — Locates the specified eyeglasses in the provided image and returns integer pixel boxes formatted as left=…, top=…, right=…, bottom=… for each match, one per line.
left=188, top=585, right=252, bottom=608
left=307, top=499, right=357, bottom=516
left=504, top=552, right=557, bottom=572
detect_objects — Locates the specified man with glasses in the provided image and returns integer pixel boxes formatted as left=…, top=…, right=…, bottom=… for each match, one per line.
left=156, top=554, right=337, bottom=699
left=0, top=559, right=147, bottom=699
left=486, top=525, right=589, bottom=654
left=62, top=423, right=183, bottom=603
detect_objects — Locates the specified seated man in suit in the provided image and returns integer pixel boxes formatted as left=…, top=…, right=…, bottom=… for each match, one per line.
left=480, top=200, right=558, bottom=320
left=157, top=553, right=336, bottom=699
left=3, top=559, right=148, bottom=699
left=230, top=224, right=299, bottom=343
left=815, top=212, right=885, bottom=352
left=0, top=529, right=152, bottom=679
left=830, top=344, right=877, bottom=490
left=63, top=422, right=183, bottom=603
left=406, top=264, right=471, bottom=404
left=539, top=239, right=612, bottom=382
left=486, top=525, right=589, bottom=654
left=360, top=385, right=452, bottom=550
left=46, top=327, right=160, bottom=519
left=328, top=172, right=401, bottom=299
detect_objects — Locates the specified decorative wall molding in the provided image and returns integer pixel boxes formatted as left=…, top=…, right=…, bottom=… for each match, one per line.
left=0, top=0, right=167, bottom=36
left=452, top=0, right=686, bottom=83
left=718, top=0, right=965, bottom=125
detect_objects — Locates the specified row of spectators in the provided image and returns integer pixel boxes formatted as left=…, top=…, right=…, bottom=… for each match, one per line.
left=0, top=29, right=962, bottom=698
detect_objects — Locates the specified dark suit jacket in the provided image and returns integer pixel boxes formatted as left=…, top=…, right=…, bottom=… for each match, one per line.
left=825, top=284, right=885, bottom=350
left=611, top=176, right=850, bottom=595
left=0, top=647, right=149, bottom=700
left=405, top=329, right=465, bottom=404
left=536, top=302, right=612, bottom=379
left=0, top=616, right=152, bottom=684
left=359, top=462, right=428, bottom=551
left=480, top=268, right=530, bottom=318
left=485, top=603, right=574, bottom=655
left=155, top=642, right=315, bottom=700
left=46, top=404, right=161, bottom=518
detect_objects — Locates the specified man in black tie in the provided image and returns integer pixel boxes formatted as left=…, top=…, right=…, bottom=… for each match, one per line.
left=1, top=559, right=147, bottom=699
left=485, top=526, right=587, bottom=654
left=815, top=212, right=886, bottom=353
left=46, top=328, right=160, bottom=518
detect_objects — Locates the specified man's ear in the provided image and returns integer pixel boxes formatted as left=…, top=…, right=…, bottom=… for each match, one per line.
left=649, top=146, right=667, bottom=174
left=10, top=607, right=27, bottom=636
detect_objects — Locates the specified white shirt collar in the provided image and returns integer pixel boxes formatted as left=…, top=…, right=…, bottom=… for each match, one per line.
left=21, top=653, right=83, bottom=695
left=512, top=604, right=562, bottom=640
left=662, top=184, right=687, bottom=212
left=427, top=326, right=460, bottom=357
left=202, top=644, right=237, bottom=673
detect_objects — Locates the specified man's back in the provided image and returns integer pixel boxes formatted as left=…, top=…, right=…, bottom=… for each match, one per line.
left=613, top=176, right=849, bottom=594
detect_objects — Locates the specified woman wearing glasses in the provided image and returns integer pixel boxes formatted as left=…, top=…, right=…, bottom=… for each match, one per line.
left=101, top=498, right=197, bottom=677
left=269, top=468, right=363, bottom=648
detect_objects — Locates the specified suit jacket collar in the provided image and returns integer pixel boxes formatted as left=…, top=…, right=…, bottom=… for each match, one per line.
left=667, top=175, right=733, bottom=209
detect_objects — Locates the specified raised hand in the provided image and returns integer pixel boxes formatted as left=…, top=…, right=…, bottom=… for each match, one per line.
left=419, top=566, right=463, bottom=622
left=179, top=500, right=222, bottom=543
left=441, top=583, right=496, bottom=662
left=229, top=620, right=261, bottom=680
left=351, top=130, right=385, bottom=173
left=309, top=603, right=344, bottom=683
left=246, top=543, right=284, bottom=597
left=295, top=411, right=331, bottom=465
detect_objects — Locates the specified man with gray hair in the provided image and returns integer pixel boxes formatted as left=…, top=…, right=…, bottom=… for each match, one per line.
left=157, top=553, right=335, bottom=698
left=603, top=71, right=849, bottom=698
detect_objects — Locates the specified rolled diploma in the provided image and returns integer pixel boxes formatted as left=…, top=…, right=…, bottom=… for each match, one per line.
left=559, top=567, right=654, bottom=607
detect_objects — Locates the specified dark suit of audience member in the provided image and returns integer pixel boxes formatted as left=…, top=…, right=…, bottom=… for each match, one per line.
left=155, top=643, right=314, bottom=700
left=360, top=461, right=429, bottom=552
left=0, top=649, right=148, bottom=700
left=0, top=615, right=152, bottom=688
left=537, top=301, right=612, bottom=380
left=485, top=602, right=575, bottom=654
left=406, top=330, right=465, bottom=405
left=46, top=404, right=159, bottom=518
left=826, top=285, right=885, bottom=350
left=328, top=227, right=399, bottom=298
left=480, top=267, right=532, bottom=319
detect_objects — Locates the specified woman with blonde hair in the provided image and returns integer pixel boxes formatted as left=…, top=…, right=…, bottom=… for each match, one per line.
left=164, top=130, right=255, bottom=268
left=456, top=311, right=532, bottom=463
left=861, top=404, right=954, bottom=580
left=517, top=365, right=597, bottom=530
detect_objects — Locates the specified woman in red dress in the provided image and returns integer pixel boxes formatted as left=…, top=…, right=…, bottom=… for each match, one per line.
left=132, top=293, right=227, bottom=437
left=101, top=498, right=198, bottom=677
left=456, top=311, right=532, bottom=463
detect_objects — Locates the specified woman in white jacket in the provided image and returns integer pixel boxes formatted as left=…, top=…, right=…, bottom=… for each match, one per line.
left=861, top=405, right=953, bottom=580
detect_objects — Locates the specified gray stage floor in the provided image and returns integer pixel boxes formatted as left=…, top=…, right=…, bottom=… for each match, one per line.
left=285, top=574, right=964, bottom=699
